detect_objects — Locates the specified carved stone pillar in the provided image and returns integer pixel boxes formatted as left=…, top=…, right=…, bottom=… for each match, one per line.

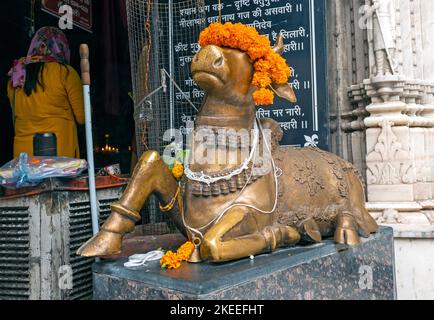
left=420, top=82, right=434, bottom=207
left=361, top=0, right=434, bottom=225
left=334, top=0, right=434, bottom=299
left=404, top=80, right=432, bottom=202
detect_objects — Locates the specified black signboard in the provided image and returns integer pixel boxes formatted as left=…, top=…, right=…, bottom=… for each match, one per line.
left=173, top=0, right=329, bottom=150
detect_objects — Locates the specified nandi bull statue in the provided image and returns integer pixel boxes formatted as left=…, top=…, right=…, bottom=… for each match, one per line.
left=78, top=23, right=378, bottom=262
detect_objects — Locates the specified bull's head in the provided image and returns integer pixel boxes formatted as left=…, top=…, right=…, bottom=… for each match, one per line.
left=191, top=34, right=297, bottom=106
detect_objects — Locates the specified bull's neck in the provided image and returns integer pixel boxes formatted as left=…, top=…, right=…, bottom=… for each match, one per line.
left=196, top=96, right=256, bottom=130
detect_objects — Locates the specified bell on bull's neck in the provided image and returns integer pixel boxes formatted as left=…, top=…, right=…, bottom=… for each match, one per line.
left=188, top=237, right=203, bottom=263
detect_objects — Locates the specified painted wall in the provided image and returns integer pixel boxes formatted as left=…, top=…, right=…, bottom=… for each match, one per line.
left=395, top=238, right=434, bottom=299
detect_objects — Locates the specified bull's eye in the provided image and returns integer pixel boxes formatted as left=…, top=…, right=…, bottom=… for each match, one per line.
left=213, top=56, right=224, bottom=68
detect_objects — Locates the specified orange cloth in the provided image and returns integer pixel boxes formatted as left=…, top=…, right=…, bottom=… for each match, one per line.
left=7, top=62, right=85, bottom=158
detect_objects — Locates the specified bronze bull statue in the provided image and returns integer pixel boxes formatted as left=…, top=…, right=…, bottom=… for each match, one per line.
left=78, top=35, right=378, bottom=262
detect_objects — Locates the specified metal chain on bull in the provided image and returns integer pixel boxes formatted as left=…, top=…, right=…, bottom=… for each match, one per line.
left=181, top=117, right=282, bottom=240
left=183, top=121, right=260, bottom=185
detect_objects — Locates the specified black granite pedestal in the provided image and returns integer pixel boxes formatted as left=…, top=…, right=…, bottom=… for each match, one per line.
left=92, top=226, right=396, bottom=300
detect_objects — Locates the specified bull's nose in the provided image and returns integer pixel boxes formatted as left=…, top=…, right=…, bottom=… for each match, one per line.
left=213, top=55, right=224, bottom=68
left=192, top=45, right=224, bottom=70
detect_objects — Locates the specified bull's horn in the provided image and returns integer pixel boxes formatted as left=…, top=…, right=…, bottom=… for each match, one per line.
left=273, top=33, right=284, bottom=55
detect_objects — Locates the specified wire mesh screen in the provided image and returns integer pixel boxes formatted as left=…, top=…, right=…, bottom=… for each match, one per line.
left=127, top=0, right=205, bottom=156
left=126, top=0, right=205, bottom=232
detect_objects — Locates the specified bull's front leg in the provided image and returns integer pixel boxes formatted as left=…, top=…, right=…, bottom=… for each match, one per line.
left=77, top=151, right=162, bottom=257
left=200, top=207, right=300, bottom=262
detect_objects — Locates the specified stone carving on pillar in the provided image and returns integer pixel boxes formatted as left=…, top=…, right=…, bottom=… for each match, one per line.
left=422, top=83, right=434, bottom=205
left=341, top=0, right=434, bottom=240
left=363, top=76, right=408, bottom=128
left=366, top=119, right=413, bottom=185
left=361, top=1, right=419, bottom=225
left=346, top=84, right=370, bottom=184
left=363, top=0, right=407, bottom=128
left=366, top=0, right=397, bottom=77
left=403, top=80, right=425, bottom=127
left=338, top=1, right=434, bottom=298
left=363, top=0, right=406, bottom=128
left=348, top=84, right=369, bottom=133
left=421, top=83, right=434, bottom=128
left=376, top=208, right=406, bottom=224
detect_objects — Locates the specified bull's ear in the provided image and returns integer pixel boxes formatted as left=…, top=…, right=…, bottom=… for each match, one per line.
left=270, top=82, right=297, bottom=103
left=273, top=33, right=284, bottom=55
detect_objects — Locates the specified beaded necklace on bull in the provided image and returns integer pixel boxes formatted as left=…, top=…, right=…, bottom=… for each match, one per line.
left=181, top=119, right=282, bottom=246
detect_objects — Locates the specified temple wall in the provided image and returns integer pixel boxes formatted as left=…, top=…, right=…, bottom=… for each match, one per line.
left=327, top=0, right=434, bottom=300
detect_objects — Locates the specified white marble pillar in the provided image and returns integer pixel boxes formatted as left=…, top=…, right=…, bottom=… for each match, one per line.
left=327, top=0, right=434, bottom=299
left=339, top=0, right=434, bottom=299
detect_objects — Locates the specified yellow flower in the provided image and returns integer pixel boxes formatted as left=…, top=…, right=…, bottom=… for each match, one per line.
left=198, top=22, right=293, bottom=106
left=172, top=162, right=184, bottom=180
left=160, top=251, right=181, bottom=269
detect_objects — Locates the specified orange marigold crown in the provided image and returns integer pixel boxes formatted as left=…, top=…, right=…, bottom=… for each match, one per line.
left=198, top=22, right=291, bottom=106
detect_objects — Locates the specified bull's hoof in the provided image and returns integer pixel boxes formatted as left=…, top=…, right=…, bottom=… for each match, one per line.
left=334, top=227, right=360, bottom=245
left=285, top=226, right=301, bottom=245
left=77, top=230, right=123, bottom=257
left=303, top=218, right=322, bottom=243
left=200, top=238, right=221, bottom=262
left=334, top=212, right=360, bottom=245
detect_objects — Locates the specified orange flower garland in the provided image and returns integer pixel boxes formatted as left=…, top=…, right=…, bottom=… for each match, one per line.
left=253, top=88, right=274, bottom=105
left=198, top=22, right=292, bottom=106
left=176, top=241, right=195, bottom=261
left=160, top=241, right=195, bottom=269
left=160, top=250, right=181, bottom=269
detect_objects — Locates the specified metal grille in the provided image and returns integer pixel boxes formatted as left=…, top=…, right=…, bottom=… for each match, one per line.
left=68, top=201, right=94, bottom=300
left=98, top=199, right=116, bottom=226
left=67, top=198, right=117, bottom=300
left=126, top=0, right=205, bottom=228
left=0, top=207, right=30, bottom=300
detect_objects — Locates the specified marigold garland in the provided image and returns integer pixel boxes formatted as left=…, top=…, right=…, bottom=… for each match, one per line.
left=160, top=241, right=195, bottom=269
left=160, top=251, right=181, bottom=269
left=198, top=22, right=292, bottom=106
left=172, top=161, right=184, bottom=180
left=176, top=241, right=195, bottom=261
left=253, top=88, right=274, bottom=105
